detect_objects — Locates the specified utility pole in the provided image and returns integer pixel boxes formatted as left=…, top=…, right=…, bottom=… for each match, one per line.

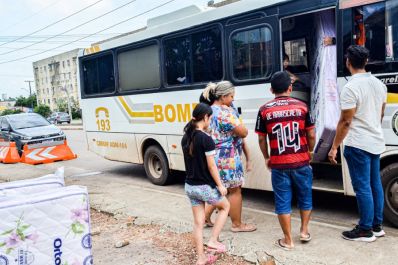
left=24, top=80, right=34, bottom=109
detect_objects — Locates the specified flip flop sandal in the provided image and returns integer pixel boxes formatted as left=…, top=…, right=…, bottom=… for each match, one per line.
left=274, top=239, right=293, bottom=251
left=300, top=233, right=312, bottom=242
left=196, top=254, right=216, bottom=265
left=206, top=242, right=227, bottom=254
left=230, top=223, right=257, bottom=233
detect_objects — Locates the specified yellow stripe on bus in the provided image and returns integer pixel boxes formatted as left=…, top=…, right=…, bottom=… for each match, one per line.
left=117, top=96, right=155, bottom=118
left=387, top=93, right=398, bottom=104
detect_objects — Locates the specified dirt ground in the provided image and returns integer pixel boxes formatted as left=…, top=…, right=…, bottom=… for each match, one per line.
left=91, top=209, right=252, bottom=265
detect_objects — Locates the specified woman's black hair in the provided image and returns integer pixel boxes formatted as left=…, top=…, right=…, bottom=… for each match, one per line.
left=283, top=53, right=290, bottom=61
left=183, top=103, right=213, bottom=156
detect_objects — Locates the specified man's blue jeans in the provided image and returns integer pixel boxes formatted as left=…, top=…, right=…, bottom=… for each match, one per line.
left=344, top=146, right=384, bottom=230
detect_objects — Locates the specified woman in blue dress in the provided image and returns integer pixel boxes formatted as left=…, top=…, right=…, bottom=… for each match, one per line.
left=200, top=81, right=256, bottom=232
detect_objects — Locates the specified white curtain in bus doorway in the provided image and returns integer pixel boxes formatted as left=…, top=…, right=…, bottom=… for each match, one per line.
left=311, top=10, right=339, bottom=162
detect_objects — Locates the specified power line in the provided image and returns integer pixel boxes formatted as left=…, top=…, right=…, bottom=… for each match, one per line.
left=0, top=0, right=176, bottom=64
left=0, top=0, right=104, bottom=48
left=0, top=0, right=137, bottom=56
left=0, top=74, right=34, bottom=77
left=0, top=0, right=63, bottom=34
left=0, top=47, right=70, bottom=52
left=0, top=40, right=94, bottom=44
left=0, top=33, right=123, bottom=39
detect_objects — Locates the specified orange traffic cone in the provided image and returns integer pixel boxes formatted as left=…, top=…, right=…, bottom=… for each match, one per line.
left=0, top=142, right=21, bottom=164
left=20, top=140, right=77, bottom=165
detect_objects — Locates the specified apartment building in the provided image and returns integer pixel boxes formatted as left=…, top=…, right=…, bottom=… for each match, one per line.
left=33, top=48, right=81, bottom=111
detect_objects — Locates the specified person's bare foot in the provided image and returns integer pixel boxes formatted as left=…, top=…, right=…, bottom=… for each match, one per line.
left=275, top=238, right=294, bottom=250
left=196, top=254, right=207, bottom=265
left=230, top=223, right=256, bottom=232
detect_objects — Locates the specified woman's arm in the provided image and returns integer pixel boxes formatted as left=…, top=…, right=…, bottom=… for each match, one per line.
left=233, top=125, right=248, bottom=138
left=206, top=155, right=227, bottom=196
left=241, top=139, right=252, bottom=171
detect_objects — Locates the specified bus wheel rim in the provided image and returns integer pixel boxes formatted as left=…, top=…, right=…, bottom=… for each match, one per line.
left=149, top=154, right=162, bottom=179
left=386, top=176, right=398, bottom=214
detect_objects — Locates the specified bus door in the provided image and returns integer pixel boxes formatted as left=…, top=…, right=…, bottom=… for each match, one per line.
left=280, top=8, right=345, bottom=193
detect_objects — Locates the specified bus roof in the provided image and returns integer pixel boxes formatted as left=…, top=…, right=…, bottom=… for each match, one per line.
left=83, top=0, right=290, bottom=55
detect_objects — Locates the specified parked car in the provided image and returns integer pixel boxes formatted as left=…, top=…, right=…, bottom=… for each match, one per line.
left=0, top=113, right=66, bottom=154
left=48, top=112, right=71, bottom=124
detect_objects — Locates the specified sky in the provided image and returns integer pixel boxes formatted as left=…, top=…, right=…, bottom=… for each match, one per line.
left=0, top=0, right=210, bottom=99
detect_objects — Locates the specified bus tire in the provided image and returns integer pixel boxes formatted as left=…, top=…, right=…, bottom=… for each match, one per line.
left=381, top=163, right=398, bottom=227
left=144, top=145, right=172, bottom=186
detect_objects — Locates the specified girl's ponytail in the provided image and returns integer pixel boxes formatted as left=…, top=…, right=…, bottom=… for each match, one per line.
left=183, top=103, right=213, bottom=156
left=183, top=119, right=197, bottom=156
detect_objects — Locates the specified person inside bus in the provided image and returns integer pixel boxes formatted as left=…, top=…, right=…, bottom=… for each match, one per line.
left=200, top=81, right=257, bottom=233
left=256, top=71, right=316, bottom=250
left=354, top=7, right=366, bottom=46
left=288, top=71, right=310, bottom=105
left=182, top=103, right=230, bottom=265
left=283, top=54, right=293, bottom=72
left=328, top=45, right=387, bottom=242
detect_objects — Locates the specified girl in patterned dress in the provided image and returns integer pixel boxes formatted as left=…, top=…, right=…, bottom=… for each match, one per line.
left=200, top=81, right=256, bottom=233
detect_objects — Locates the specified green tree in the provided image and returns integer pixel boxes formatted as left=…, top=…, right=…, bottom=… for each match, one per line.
left=14, top=94, right=37, bottom=108
left=33, top=104, right=51, bottom=118
left=56, top=98, right=81, bottom=119
left=56, top=99, right=68, bottom=113
left=0, top=109, right=23, bottom=116
left=26, top=94, right=37, bottom=108
left=15, top=96, right=27, bottom=107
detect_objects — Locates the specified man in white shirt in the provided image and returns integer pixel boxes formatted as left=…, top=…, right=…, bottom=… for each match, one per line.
left=328, top=45, right=387, bottom=242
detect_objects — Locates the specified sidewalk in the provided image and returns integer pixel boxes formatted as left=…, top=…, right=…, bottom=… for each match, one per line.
left=57, top=119, right=83, bottom=130
left=70, top=174, right=398, bottom=265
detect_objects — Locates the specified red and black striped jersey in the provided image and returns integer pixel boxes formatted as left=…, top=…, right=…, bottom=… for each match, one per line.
left=255, top=96, right=315, bottom=170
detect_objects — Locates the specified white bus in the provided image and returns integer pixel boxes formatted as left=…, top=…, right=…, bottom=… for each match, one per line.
left=78, top=0, right=398, bottom=226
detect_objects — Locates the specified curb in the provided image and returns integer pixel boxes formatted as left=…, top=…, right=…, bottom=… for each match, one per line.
left=58, top=127, right=83, bottom=130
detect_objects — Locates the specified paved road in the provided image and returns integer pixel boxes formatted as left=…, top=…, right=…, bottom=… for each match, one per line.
left=1, top=130, right=398, bottom=265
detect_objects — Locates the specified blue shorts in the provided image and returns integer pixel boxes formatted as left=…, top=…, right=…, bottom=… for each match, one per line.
left=185, top=183, right=223, bottom=207
left=271, top=166, right=313, bottom=215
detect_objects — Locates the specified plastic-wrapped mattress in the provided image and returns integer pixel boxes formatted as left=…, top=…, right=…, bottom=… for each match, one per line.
left=0, top=185, right=92, bottom=265
left=0, top=168, right=64, bottom=198
left=310, top=10, right=340, bottom=162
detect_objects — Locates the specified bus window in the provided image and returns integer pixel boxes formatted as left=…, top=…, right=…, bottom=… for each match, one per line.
left=192, top=27, right=223, bottom=83
left=283, top=38, right=308, bottom=73
left=386, top=0, right=398, bottom=62
left=82, top=53, right=115, bottom=95
left=164, top=36, right=191, bottom=85
left=231, top=26, right=273, bottom=81
left=349, top=0, right=398, bottom=66
left=163, top=26, right=223, bottom=86
left=118, top=44, right=160, bottom=91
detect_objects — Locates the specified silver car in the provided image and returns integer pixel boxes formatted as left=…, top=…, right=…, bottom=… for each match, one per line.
left=48, top=112, right=71, bottom=124
left=0, top=113, right=66, bottom=154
